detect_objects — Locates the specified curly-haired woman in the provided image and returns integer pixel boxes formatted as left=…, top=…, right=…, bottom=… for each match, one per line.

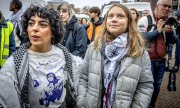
left=0, top=5, right=82, bottom=108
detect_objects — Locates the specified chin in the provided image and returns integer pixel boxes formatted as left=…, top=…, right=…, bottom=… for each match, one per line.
left=30, top=41, right=41, bottom=46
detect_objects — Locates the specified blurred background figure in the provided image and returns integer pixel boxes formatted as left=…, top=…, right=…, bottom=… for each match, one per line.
left=80, top=17, right=89, bottom=29
left=80, top=17, right=87, bottom=25
left=0, top=10, right=15, bottom=69
left=58, top=2, right=88, bottom=58
left=174, top=11, right=180, bottom=70
left=9, top=0, right=26, bottom=48
left=137, top=0, right=177, bottom=107
left=87, top=6, right=103, bottom=43
left=142, top=9, right=150, bottom=17
left=130, top=8, right=140, bottom=24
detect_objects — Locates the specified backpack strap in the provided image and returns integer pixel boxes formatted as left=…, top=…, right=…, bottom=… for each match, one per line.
left=147, top=15, right=153, bottom=31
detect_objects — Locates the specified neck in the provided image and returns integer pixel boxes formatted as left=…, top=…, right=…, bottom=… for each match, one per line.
left=13, top=9, right=19, bottom=14
left=29, top=44, right=52, bottom=53
left=94, top=17, right=99, bottom=23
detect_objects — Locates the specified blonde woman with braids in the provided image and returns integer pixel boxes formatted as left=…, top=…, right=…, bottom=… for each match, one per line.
left=77, top=4, right=153, bottom=108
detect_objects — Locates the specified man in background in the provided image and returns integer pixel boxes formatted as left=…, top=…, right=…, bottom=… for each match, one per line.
left=137, top=0, right=177, bottom=108
left=142, top=9, right=150, bottom=16
left=87, top=6, right=103, bottom=43
left=0, top=10, right=15, bottom=68
left=9, top=0, right=26, bottom=48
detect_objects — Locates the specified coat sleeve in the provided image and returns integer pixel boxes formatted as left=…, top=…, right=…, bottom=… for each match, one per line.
left=77, top=44, right=92, bottom=108
left=72, top=25, right=88, bottom=58
left=131, top=51, right=154, bottom=108
left=166, top=30, right=177, bottom=44
left=9, top=31, right=16, bottom=56
left=0, top=56, right=21, bottom=108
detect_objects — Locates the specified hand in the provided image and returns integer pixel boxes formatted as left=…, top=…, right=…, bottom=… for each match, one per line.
left=157, top=19, right=165, bottom=33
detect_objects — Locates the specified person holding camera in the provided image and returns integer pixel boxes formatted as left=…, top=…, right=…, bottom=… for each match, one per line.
left=137, top=0, right=177, bottom=108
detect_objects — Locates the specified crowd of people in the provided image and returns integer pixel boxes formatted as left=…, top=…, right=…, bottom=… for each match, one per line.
left=0, top=0, right=180, bottom=108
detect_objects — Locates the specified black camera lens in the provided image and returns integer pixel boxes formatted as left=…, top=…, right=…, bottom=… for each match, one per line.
left=165, top=17, right=179, bottom=26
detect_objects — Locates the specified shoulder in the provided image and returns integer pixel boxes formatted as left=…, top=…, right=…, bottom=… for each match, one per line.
left=140, top=50, right=151, bottom=65
left=53, top=45, right=66, bottom=57
left=138, top=16, right=148, bottom=25
left=74, top=23, right=85, bottom=30
left=1, top=56, right=15, bottom=72
left=132, top=49, right=150, bottom=64
left=84, top=42, right=101, bottom=61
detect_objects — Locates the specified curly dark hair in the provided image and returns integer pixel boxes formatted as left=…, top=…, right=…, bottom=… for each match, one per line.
left=11, top=0, right=22, bottom=10
left=21, top=5, right=65, bottom=44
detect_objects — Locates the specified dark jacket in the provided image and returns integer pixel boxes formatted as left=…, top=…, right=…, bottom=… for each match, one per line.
left=175, top=26, right=180, bottom=67
left=62, top=15, right=88, bottom=58
left=144, top=29, right=177, bottom=44
left=90, top=17, right=104, bottom=27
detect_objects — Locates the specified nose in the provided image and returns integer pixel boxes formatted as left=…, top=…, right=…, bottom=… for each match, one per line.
left=59, top=12, right=63, bottom=18
left=111, top=16, right=118, bottom=22
left=32, top=23, right=39, bottom=32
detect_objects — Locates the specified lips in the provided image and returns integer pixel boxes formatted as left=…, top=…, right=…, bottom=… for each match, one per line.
left=31, top=35, right=40, bottom=41
left=110, top=25, right=119, bottom=28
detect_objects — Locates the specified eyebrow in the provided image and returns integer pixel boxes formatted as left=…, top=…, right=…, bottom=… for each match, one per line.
left=29, top=18, right=49, bottom=23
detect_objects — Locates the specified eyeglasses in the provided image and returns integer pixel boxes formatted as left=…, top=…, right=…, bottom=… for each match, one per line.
left=158, top=4, right=172, bottom=9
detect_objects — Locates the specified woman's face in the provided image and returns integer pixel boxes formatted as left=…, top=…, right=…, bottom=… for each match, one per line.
left=27, top=14, right=52, bottom=52
left=82, top=19, right=87, bottom=24
left=59, top=8, right=70, bottom=24
left=47, top=73, right=54, bottom=82
left=130, top=10, right=137, bottom=21
left=106, top=6, right=128, bottom=37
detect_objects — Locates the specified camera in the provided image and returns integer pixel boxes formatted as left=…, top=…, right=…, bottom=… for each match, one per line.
left=166, top=66, right=178, bottom=91
left=164, top=17, right=179, bottom=27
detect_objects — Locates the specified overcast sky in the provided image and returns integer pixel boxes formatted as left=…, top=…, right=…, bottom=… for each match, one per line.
left=45, top=0, right=122, bottom=8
